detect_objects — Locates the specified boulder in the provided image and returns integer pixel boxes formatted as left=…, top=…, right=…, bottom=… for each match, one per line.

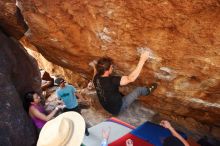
left=0, top=31, right=41, bottom=146
left=0, top=0, right=27, bottom=39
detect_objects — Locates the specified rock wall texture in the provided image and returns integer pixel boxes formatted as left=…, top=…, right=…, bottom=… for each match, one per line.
left=0, top=0, right=27, bottom=39
left=24, top=44, right=88, bottom=88
left=0, top=0, right=220, bottom=140
left=0, top=31, right=41, bottom=145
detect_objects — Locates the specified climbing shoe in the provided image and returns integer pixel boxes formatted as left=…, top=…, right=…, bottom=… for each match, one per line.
left=148, top=83, right=158, bottom=93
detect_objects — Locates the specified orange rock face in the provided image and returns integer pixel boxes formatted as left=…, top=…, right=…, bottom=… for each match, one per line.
left=0, top=0, right=27, bottom=39
left=1, top=0, right=220, bottom=139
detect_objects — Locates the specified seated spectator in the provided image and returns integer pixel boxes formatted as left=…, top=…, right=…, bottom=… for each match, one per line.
left=160, top=120, right=190, bottom=146
left=37, top=112, right=85, bottom=146
left=25, top=91, right=63, bottom=133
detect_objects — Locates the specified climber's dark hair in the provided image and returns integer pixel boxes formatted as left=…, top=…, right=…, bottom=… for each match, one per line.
left=96, top=57, right=113, bottom=76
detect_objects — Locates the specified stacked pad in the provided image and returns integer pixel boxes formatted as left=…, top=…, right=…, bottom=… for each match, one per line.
left=82, top=118, right=134, bottom=146
left=83, top=118, right=188, bottom=146
left=132, top=122, right=187, bottom=146
left=109, top=133, right=153, bottom=146
left=109, top=121, right=187, bottom=146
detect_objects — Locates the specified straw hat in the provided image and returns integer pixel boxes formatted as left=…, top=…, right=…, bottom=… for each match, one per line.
left=37, top=112, right=85, bottom=146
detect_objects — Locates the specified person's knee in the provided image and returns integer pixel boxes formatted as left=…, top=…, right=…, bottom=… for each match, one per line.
left=135, top=87, right=147, bottom=92
left=135, top=87, right=144, bottom=91
left=135, top=87, right=148, bottom=95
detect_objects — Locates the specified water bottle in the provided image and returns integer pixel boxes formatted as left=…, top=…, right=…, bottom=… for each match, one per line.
left=101, top=139, right=108, bottom=146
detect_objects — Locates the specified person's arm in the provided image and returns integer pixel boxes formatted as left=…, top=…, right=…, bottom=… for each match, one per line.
left=55, top=90, right=65, bottom=105
left=56, top=99, right=64, bottom=105
left=29, top=106, right=59, bottom=121
left=88, top=63, right=96, bottom=89
left=92, top=64, right=97, bottom=80
left=120, top=51, right=149, bottom=85
left=160, top=120, right=190, bottom=146
left=70, top=86, right=81, bottom=99
left=50, top=96, right=64, bottom=104
left=101, top=127, right=111, bottom=146
left=169, top=127, right=190, bottom=146
left=75, top=92, right=84, bottom=99
left=89, top=60, right=97, bottom=80
left=55, top=95, right=64, bottom=105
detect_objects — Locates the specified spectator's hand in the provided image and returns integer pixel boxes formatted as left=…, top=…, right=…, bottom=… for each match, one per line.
left=102, top=127, right=111, bottom=140
left=56, top=105, right=66, bottom=110
left=160, top=120, right=173, bottom=130
left=57, top=99, right=64, bottom=105
left=140, top=50, right=150, bottom=62
left=160, top=120, right=190, bottom=146
left=126, top=139, right=133, bottom=146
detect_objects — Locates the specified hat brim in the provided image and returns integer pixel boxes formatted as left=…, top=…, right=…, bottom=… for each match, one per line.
left=57, top=80, right=65, bottom=85
left=38, top=112, right=85, bottom=146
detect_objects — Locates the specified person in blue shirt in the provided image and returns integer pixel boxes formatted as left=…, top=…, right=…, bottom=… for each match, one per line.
left=55, top=78, right=79, bottom=112
left=55, top=77, right=89, bottom=136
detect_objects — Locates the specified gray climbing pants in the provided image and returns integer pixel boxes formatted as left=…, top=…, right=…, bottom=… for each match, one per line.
left=120, top=87, right=149, bottom=112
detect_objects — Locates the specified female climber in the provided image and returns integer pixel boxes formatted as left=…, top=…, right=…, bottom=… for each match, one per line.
left=25, top=91, right=63, bottom=133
